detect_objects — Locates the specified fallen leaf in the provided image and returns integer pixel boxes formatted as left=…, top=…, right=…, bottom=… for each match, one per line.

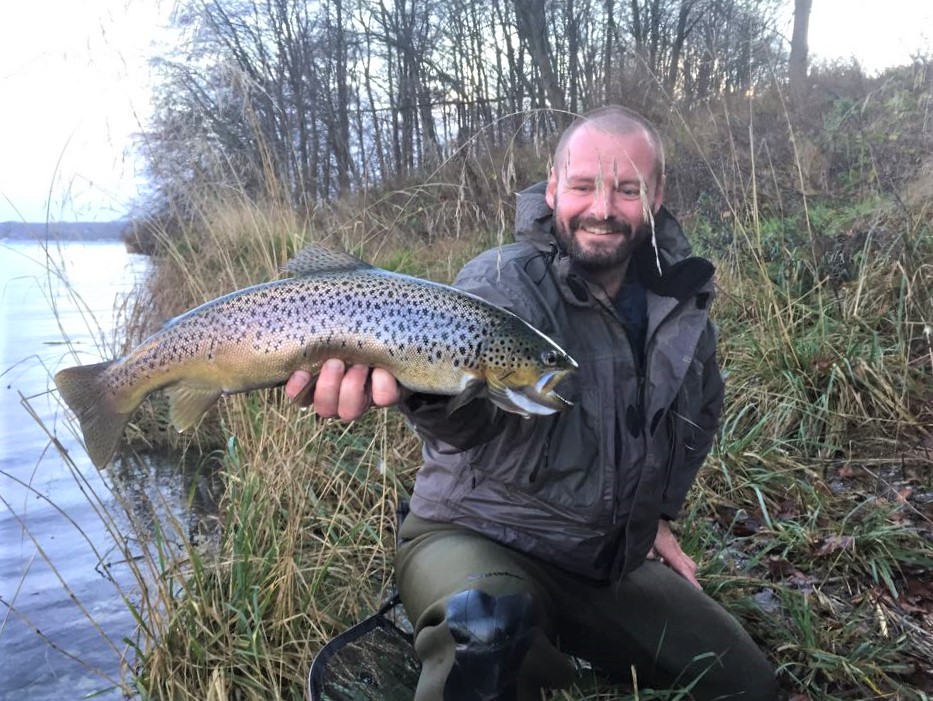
left=814, top=534, right=855, bottom=557
left=754, top=588, right=781, bottom=614
left=895, top=486, right=913, bottom=504
left=768, top=555, right=795, bottom=579
left=837, top=464, right=857, bottom=478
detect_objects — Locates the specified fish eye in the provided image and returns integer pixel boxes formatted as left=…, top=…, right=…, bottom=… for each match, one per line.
left=541, top=349, right=560, bottom=367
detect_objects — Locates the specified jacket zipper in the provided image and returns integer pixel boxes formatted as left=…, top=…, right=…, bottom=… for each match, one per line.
left=662, top=399, right=678, bottom=502
left=529, top=419, right=559, bottom=483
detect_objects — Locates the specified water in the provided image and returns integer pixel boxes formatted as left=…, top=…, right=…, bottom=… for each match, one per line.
left=0, top=239, right=176, bottom=699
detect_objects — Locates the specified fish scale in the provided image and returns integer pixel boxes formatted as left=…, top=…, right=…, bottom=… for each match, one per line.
left=54, top=244, right=577, bottom=469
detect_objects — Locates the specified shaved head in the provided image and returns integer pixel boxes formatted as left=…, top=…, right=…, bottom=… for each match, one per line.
left=553, top=106, right=665, bottom=190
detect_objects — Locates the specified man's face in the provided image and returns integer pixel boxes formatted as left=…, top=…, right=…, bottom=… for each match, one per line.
left=546, top=126, right=663, bottom=273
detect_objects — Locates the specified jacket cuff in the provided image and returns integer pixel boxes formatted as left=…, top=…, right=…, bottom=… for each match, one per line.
left=401, top=390, right=448, bottom=413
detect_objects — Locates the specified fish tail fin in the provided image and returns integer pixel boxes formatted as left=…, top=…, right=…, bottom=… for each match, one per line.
left=54, top=361, right=136, bottom=469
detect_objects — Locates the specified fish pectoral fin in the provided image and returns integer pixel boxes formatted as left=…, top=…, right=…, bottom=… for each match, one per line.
left=445, top=380, right=487, bottom=416
left=166, top=384, right=223, bottom=431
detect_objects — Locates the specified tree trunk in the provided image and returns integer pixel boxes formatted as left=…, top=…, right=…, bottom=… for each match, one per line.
left=665, top=0, right=695, bottom=95
left=603, top=0, right=615, bottom=101
left=512, top=0, right=567, bottom=119
left=789, top=0, right=812, bottom=103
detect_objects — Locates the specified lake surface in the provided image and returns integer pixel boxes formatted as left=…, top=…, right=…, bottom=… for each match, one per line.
left=0, top=239, right=184, bottom=699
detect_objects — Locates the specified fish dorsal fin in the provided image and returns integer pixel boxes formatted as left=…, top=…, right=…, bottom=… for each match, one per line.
left=282, top=244, right=373, bottom=277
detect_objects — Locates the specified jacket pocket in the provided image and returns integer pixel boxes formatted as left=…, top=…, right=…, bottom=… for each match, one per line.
left=662, top=357, right=706, bottom=507
left=525, top=386, right=603, bottom=510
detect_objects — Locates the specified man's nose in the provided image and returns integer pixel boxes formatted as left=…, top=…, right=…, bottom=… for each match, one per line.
left=592, top=184, right=615, bottom=219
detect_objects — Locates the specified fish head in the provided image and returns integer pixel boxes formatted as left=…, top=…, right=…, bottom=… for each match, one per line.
left=480, top=320, right=578, bottom=417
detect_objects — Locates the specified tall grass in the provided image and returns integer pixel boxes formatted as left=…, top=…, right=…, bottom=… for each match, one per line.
left=120, top=407, right=420, bottom=700
left=35, top=74, right=933, bottom=700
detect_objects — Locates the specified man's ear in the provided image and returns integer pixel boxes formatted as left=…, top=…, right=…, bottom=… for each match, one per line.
left=653, top=174, right=666, bottom=214
left=545, top=170, right=558, bottom=209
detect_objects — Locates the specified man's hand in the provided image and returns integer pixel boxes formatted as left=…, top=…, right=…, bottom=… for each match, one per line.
left=285, top=360, right=400, bottom=421
left=649, top=519, right=701, bottom=590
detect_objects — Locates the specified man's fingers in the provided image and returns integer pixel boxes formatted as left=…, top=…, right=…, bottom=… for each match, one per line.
left=653, top=520, right=702, bottom=590
left=285, top=370, right=316, bottom=406
left=288, top=361, right=398, bottom=420
left=337, top=364, right=372, bottom=420
left=313, top=359, right=346, bottom=418
left=371, top=368, right=400, bottom=407
left=668, top=552, right=701, bottom=589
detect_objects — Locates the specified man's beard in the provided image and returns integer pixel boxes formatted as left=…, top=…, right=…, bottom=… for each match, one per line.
left=555, top=214, right=651, bottom=272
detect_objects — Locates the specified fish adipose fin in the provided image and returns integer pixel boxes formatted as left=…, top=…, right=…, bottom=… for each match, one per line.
left=166, top=384, right=223, bottom=431
left=281, top=244, right=374, bottom=277
left=54, top=361, right=136, bottom=469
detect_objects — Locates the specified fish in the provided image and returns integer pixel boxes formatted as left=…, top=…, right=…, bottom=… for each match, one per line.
left=54, top=244, right=577, bottom=469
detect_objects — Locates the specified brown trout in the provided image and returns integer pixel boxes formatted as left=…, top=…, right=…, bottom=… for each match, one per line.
left=54, top=244, right=577, bottom=469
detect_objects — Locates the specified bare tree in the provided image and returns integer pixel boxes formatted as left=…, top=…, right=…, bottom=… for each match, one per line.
left=513, top=0, right=567, bottom=118
left=789, top=0, right=812, bottom=102
left=142, top=0, right=794, bottom=221
left=665, top=0, right=699, bottom=94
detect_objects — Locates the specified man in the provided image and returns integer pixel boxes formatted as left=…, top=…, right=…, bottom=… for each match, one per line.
left=287, top=106, right=777, bottom=700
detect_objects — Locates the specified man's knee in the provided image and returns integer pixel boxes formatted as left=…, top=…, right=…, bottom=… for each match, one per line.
left=443, top=589, right=537, bottom=701
left=680, top=643, right=778, bottom=701
left=733, top=651, right=779, bottom=701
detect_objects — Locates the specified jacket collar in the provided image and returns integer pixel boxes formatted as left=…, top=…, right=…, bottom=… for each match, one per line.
left=514, top=181, right=714, bottom=306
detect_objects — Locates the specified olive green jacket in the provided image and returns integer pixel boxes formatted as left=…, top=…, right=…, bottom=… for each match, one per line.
left=400, top=182, right=724, bottom=581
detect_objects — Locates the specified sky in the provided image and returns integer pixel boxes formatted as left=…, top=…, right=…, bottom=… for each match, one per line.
left=0, top=1, right=175, bottom=223
left=0, top=0, right=931, bottom=224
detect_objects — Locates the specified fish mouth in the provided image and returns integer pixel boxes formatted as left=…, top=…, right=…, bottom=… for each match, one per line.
left=487, top=368, right=575, bottom=417
left=532, top=369, right=574, bottom=408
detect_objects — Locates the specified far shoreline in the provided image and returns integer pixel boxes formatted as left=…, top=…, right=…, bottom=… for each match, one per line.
left=0, top=221, right=129, bottom=243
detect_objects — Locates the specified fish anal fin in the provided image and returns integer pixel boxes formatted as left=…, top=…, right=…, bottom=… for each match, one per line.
left=166, top=383, right=223, bottom=431
left=281, top=244, right=373, bottom=277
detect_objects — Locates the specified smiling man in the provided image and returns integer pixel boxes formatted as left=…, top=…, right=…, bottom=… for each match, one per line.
left=287, top=106, right=777, bottom=700
left=548, top=115, right=661, bottom=291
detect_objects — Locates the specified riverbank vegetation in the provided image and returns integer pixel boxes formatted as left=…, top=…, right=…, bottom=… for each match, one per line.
left=51, top=0, right=933, bottom=698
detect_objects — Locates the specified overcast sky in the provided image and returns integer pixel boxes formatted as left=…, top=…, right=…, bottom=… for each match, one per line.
left=0, top=0, right=930, bottom=224
left=0, top=0, right=174, bottom=223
